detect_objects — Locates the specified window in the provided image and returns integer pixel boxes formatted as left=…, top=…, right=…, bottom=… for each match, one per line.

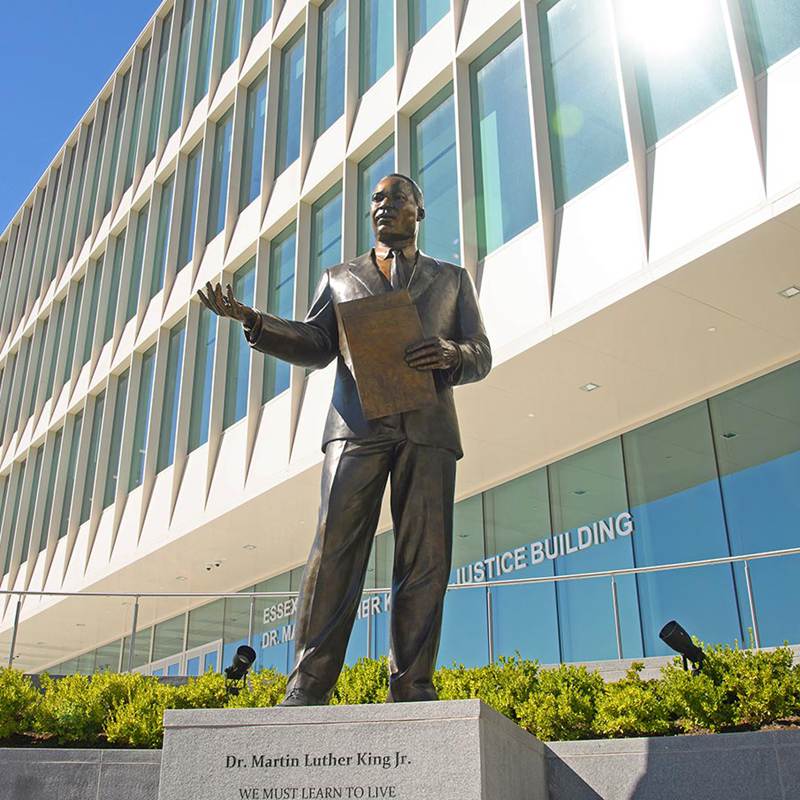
left=624, top=404, right=740, bottom=656
left=67, top=120, right=93, bottom=257
left=548, top=439, right=640, bottom=662
left=195, top=0, right=217, bottom=104
left=360, top=0, right=394, bottom=93
left=81, top=257, right=104, bottom=366
left=47, top=149, right=76, bottom=284
left=103, top=232, right=126, bottom=344
left=146, top=11, right=174, bottom=162
left=80, top=391, right=106, bottom=524
left=616, top=0, right=736, bottom=146
left=741, top=0, right=800, bottom=73
left=239, top=71, right=268, bottom=210
left=357, top=138, right=394, bottom=254
left=126, top=203, right=150, bottom=322
left=223, top=259, right=256, bottom=428
left=11, top=338, right=32, bottom=435
left=485, top=470, right=560, bottom=663
left=315, top=0, right=346, bottom=137
left=276, top=30, right=305, bottom=174
left=179, top=145, right=203, bottom=268
left=189, top=305, right=217, bottom=451
left=129, top=346, right=156, bottom=491
left=157, top=321, right=186, bottom=471
left=253, top=0, right=272, bottom=33
left=39, top=430, right=63, bottom=552
left=263, top=228, right=295, bottom=402
left=83, top=100, right=111, bottom=241
left=25, top=319, right=47, bottom=423
left=153, top=615, right=186, bottom=661
left=710, top=361, right=800, bottom=647
left=539, top=0, right=628, bottom=206
left=411, top=86, right=460, bottom=263
left=409, top=0, right=448, bottom=45
left=150, top=176, right=175, bottom=298
left=222, top=0, right=244, bottom=70
left=207, top=111, right=234, bottom=241
left=62, top=278, right=84, bottom=384
left=103, top=70, right=131, bottom=215
left=104, top=370, right=129, bottom=508
left=3, top=462, right=27, bottom=575
left=170, top=0, right=195, bottom=135
left=438, top=495, right=489, bottom=667
left=39, top=166, right=61, bottom=290
left=45, top=301, right=65, bottom=401
left=58, top=412, right=83, bottom=540
left=125, top=42, right=151, bottom=190
left=20, top=447, right=44, bottom=563
left=471, top=26, right=537, bottom=258
left=309, top=184, right=342, bottom=302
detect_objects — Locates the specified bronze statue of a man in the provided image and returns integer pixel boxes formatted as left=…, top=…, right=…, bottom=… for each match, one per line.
left=198, top=174, right=491, bottom=705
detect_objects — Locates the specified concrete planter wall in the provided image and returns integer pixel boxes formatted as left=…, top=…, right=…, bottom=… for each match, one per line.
left=1, top=729, right=798, bottom=800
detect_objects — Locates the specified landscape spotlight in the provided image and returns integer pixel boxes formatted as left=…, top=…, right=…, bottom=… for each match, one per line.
left=659, top=620, right=704, bottom=672
left=225, top=645, right=257, bottom=681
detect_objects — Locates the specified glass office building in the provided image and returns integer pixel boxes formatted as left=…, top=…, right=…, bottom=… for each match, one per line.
left=1, top=0, right=799, bottom=676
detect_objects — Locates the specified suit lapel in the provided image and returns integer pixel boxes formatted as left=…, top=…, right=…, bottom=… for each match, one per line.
left=347, top=252, right=387, bottom=297
left=407, top=253, right=440, bottom=303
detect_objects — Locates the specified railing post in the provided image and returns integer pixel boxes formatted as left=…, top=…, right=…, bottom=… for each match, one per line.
left=743, top=560, right=761, bottom=650
left=247, top=594, right=256, bottom=646
left=486, top=586, right=495, bottom=665
left=7, top=596, right=22, bottom=668
left=126, top=595, right=140, bottom=673
left=611, top=575, right=623, bottom=659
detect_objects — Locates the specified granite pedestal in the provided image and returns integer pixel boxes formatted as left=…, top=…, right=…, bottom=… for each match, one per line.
left=158, top=700, right=546, bottom=800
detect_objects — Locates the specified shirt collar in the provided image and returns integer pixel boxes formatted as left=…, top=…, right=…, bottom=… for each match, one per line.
left=372, top=243, right=419, bottom=263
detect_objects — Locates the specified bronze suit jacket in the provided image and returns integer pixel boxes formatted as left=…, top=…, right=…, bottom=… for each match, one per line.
left=245, top=251, right=492, bottom=458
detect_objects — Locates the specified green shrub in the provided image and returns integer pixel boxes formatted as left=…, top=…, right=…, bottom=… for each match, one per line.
left=174, top=671, right=229, bottom=710
left=0, top=668, right=39, bottom=739
left=105, top=679, right=175, bottom=748
left=593, top=663, right=671, bottom=738
left=518, top=664, right=604, bottom=741
left=227, top=669, right=287, bottom=708
left=435, top=655, right=539, bottom=722
left=332, top=657, right=390, bottom=705
left=33, top=672, right=143, bottom=744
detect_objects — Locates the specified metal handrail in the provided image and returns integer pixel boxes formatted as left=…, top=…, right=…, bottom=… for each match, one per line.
left=5, top=544, right=800, bottom=669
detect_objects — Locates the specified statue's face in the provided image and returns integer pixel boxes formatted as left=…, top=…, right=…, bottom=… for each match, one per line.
left=370, top=176, right=421, bottom=243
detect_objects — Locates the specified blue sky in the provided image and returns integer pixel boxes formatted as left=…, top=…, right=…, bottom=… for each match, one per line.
left=0, top=2, right=162, bottom=232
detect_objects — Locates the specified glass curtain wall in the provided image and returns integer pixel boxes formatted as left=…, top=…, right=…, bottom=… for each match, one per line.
left=189, top=305, right=217, bottom=450
left=129, top=347, right=157, bottom=491
left=126, top=204, right=150, bottom=322
left=80, top=392, right=106, bottom=524
left=150, top=176, right=176, bottom=298
left=170, top=0, right=196, bottom=135
left=409, top=0, right=449, bottom=45
left=195, top=0, right=218, bottom=105
left=741, top=0, right=800, bottom=73
left=207, top=111, right=234, bottom=241
left=39, top=429, right=63, bottom=552
left=179, top=145, right=203, bottom=268
left=157, top=321, right=187, bottom=471
left=146, top=12, right=174, bottom=162
left=104, top=370, right=129, bottom=508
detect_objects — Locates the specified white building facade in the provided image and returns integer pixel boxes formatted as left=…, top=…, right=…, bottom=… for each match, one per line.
left=1, top=0, right=800, bottom=676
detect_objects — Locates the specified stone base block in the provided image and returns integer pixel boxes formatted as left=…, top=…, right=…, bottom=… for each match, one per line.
left=159, top=700, right=546, bottom=800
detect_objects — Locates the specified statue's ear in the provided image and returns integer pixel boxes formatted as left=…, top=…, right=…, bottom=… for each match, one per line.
left=417, top=207, right=426, bottom=221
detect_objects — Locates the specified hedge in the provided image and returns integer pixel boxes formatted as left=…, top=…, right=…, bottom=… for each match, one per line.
left=2, top=644, right=799, bottom=749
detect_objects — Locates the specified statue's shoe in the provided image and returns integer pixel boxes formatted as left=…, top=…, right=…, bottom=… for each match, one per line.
left=278, top=687, right=327, bottom=707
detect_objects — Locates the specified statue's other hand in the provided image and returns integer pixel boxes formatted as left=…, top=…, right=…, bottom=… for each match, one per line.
left=197, top=282, right=258, bottom=327
left=404, top=337, right=461, bottom=371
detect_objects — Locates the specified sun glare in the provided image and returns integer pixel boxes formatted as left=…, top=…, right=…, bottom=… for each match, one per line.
left=617, top=0, right=715, bottom=60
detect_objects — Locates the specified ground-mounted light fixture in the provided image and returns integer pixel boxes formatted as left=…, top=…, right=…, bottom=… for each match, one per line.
left=659, top=620, right=704, bottom=672
left=224, top=645, right=257, bottom=697
left=778, top=285, right=799, bottom=299
left=580, top=382, right=601, bottom=392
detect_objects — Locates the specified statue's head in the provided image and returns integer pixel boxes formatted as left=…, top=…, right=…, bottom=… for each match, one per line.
left=370, top=173, right=425, bottom=246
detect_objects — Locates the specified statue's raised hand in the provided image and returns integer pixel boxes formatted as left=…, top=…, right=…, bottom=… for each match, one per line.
left=197, top=282, right=258, bottom=327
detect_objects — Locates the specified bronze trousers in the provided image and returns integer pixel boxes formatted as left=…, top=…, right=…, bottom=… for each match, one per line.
left=286, top=436, right=457, bottom=701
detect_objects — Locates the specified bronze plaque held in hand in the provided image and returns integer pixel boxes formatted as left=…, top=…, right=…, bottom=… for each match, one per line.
left=337, top=290, right=437, bottom=420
